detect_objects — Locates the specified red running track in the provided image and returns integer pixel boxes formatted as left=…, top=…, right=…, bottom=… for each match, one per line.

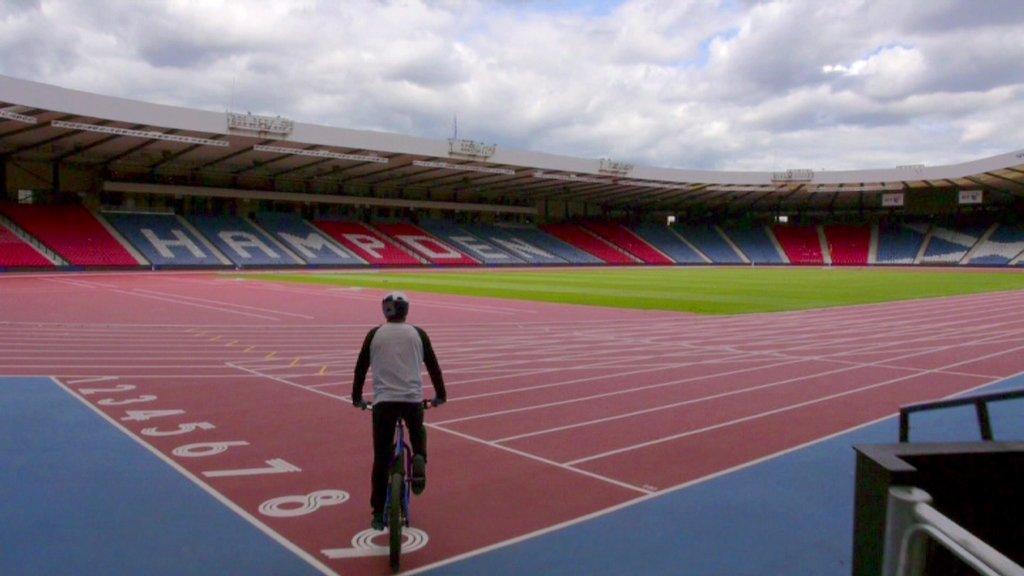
left=2, top=271, right=1023, bottom=575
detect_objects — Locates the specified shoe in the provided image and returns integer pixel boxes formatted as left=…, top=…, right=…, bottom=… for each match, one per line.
left=411, top=455, right=426, bottom=495
left=371, top=511, right=385, bottom=531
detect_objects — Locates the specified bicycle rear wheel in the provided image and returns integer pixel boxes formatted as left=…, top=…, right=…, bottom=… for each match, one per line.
left=388, top=472, right=403, bottom=572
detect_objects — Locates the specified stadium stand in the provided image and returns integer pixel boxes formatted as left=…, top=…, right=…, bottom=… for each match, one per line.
left=823, top=225, right=870, bottom=266
left=630, top=224, right=707, bottom=264
left=540, top=223, right=638, bottom=264
left=464, top=224, right=593, bottom=264
left=673, top=226, right=744, bottom=264
left=188, top=215, right=303, bottom=267
left=254, top=213, right=365, bottom=266
left=0, top=221, right=54, bottom=268
left=0, top=204, right=139, bottom=267
left=920, top=224, right=989, bottom=264
left=106, top=213, right=226, bottom=268
left=875, top=224, right=926, bottom=264
left=418, top=221, right=522, bottom=265
left=582, top=222, right=673, bottom=264
left=967, top=225, right=1024, bottom=266
left=373, top=222, right=478, bottom=265
left=314, top=221, right=422, bottom=265
left=722, top=226, right=785, bottom=264
left=772, top=225, right=824, bottom=265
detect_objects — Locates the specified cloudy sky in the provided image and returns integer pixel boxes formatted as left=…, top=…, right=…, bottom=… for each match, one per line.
left=2, top=0, right=1023, bottom=171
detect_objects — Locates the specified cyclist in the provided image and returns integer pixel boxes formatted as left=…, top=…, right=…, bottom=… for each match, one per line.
left=352, top=292, right=447, bottom=530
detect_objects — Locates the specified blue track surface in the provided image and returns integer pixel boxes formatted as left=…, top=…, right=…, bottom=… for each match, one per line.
left=427, top=376, right=1024, bottom=576
left=0, top=377, right=321, bottom=576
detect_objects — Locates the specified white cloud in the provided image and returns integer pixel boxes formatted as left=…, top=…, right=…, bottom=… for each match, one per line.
left=1, top=0, right=1022, bottom=171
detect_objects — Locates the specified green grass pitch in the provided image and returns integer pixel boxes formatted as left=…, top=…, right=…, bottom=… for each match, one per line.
left=246, top=267, right=1024, bottom=315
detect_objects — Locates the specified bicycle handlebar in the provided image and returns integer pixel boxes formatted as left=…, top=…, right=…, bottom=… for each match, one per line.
left=356, top=399, right=442, bottom=411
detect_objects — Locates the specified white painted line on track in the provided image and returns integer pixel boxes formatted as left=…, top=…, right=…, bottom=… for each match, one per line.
left=566, top=340, right=1024, bottom=465
left=50, top=377, right=341, bottom=576
left=400, top=365, right=1024, bottom=576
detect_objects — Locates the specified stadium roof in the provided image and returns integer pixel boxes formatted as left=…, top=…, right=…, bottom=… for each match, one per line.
left=2, top=75, right=1023, bottom=212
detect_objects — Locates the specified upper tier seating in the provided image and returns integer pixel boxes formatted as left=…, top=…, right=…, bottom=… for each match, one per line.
left=418, top=221, right=522, bottom=265
left=772, top=225, right=823, bottom=265
left=314, top=221, right=421, bottom=265
left=823, top=225, right=870, bottom=266
left=722, top=226, right=785, bottom=264
left=373, top=222, right=478, bottom=265
left=188, top=215, right=303, bottom=267
left=582, top=222, right=673, bottom=264
left=673, top=226, right=743, bottom=263
left=0, top=222, right=53, bottom=268
left=968, top=225, right=1024, bottom=265
left=255, top=213, right=365, bottom=266
left=464, top=224, right=591, bottom=264
left=876, top=224, right=925, bottom=264
left=630, top=224, right=706, bottom=264
left=920, top=224, right=988, bottom=264
left=0, top=204, right=138, bottom=266
left=106, top=213, right=225, bottom=267
left=540, top=224, right=637, bottom=264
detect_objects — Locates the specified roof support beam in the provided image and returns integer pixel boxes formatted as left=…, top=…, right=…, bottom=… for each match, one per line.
left=148, top=134, right=226, bottom=170
left=55, top=124, right=147, bottom=161
left=6, top=119, right=109, bottom=156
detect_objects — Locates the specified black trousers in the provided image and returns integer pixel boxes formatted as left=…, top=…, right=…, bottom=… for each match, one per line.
left=371, top=401, right=426, bottom=514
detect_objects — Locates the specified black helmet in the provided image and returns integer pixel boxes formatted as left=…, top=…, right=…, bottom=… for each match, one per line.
left=382, top=292, right=409, bottom=322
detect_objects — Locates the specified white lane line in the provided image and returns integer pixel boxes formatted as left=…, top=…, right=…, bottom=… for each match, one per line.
left=50, top=377, right=341, bottom=576
left=401, top=367, right=1024, bottom=576
left=131, top=288, right=316, bottom=319
left=565, top=341, right=1024, bottom=465
left=435, top=357, right=803, bottom=426
left=64, top=375, right=119, bottom=385
left=45, top=278, right=281, bottom=321
left=427, top=423, right=651, bottom=495
left=225, top=362, right=650, bottom=495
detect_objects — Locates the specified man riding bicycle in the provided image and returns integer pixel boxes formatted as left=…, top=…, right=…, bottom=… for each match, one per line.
left=352, top=292, right=447, bottom=530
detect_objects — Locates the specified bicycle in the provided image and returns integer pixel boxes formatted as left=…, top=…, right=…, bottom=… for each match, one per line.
left=363, top=399, right=440, bottom=573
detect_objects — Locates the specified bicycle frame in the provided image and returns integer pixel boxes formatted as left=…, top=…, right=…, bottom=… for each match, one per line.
left=383, top=418, right=413, bottom=528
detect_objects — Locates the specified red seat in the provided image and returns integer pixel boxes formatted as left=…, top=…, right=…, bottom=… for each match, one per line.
left=824, top=226, right=870, bottom=265
left=314, top=221, right=422, bottom=265
left=582, top=222, right=672, bottom=264
left=0, top=204, right=137, bottom=266
left=0, top=224, right=54, bottom=268
left=772, top=226, right=824, bottom=265
left=372, top=223, right=478, bottom=266
left=540, top=224, right=637, bottom=264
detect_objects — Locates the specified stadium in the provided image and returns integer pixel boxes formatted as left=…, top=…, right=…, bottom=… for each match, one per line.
left=2, top=3, right=1024, bottom=575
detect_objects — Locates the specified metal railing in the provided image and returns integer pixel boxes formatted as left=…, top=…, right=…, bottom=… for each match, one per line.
left=899, top=388, right=1024, bottom=442
left=883, top=487, right=1024, bottom=576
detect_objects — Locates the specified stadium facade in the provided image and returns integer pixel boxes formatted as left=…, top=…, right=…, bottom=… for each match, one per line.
left=1, top=75, right=1023, bottom=270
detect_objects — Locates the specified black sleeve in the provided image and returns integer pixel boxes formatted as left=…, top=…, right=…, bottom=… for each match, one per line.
left=351, top=326, right=379, bottom=403
left=415, top=326, right=446, bottom=401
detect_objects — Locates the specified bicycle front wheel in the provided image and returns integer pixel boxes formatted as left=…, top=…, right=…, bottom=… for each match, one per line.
left=388, top=472, right=403, bottom=572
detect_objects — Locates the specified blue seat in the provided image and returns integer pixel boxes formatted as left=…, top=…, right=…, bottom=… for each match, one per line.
left=462, top=224, right=593, bottom=264
left=188, top=215, right=303, bottom=267
left=970, top=225, right=1024, bottom=265
left=631, top=224, right=704, bottom=264
left=419, top=221, right=522, bottom=265
left=877, top=225, right=925, bottom=264
left=106, top=213, right=225, bottom=267
left=254, top=213, right=365, bottom=266
left=721, top=227, right=784, bottom=264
